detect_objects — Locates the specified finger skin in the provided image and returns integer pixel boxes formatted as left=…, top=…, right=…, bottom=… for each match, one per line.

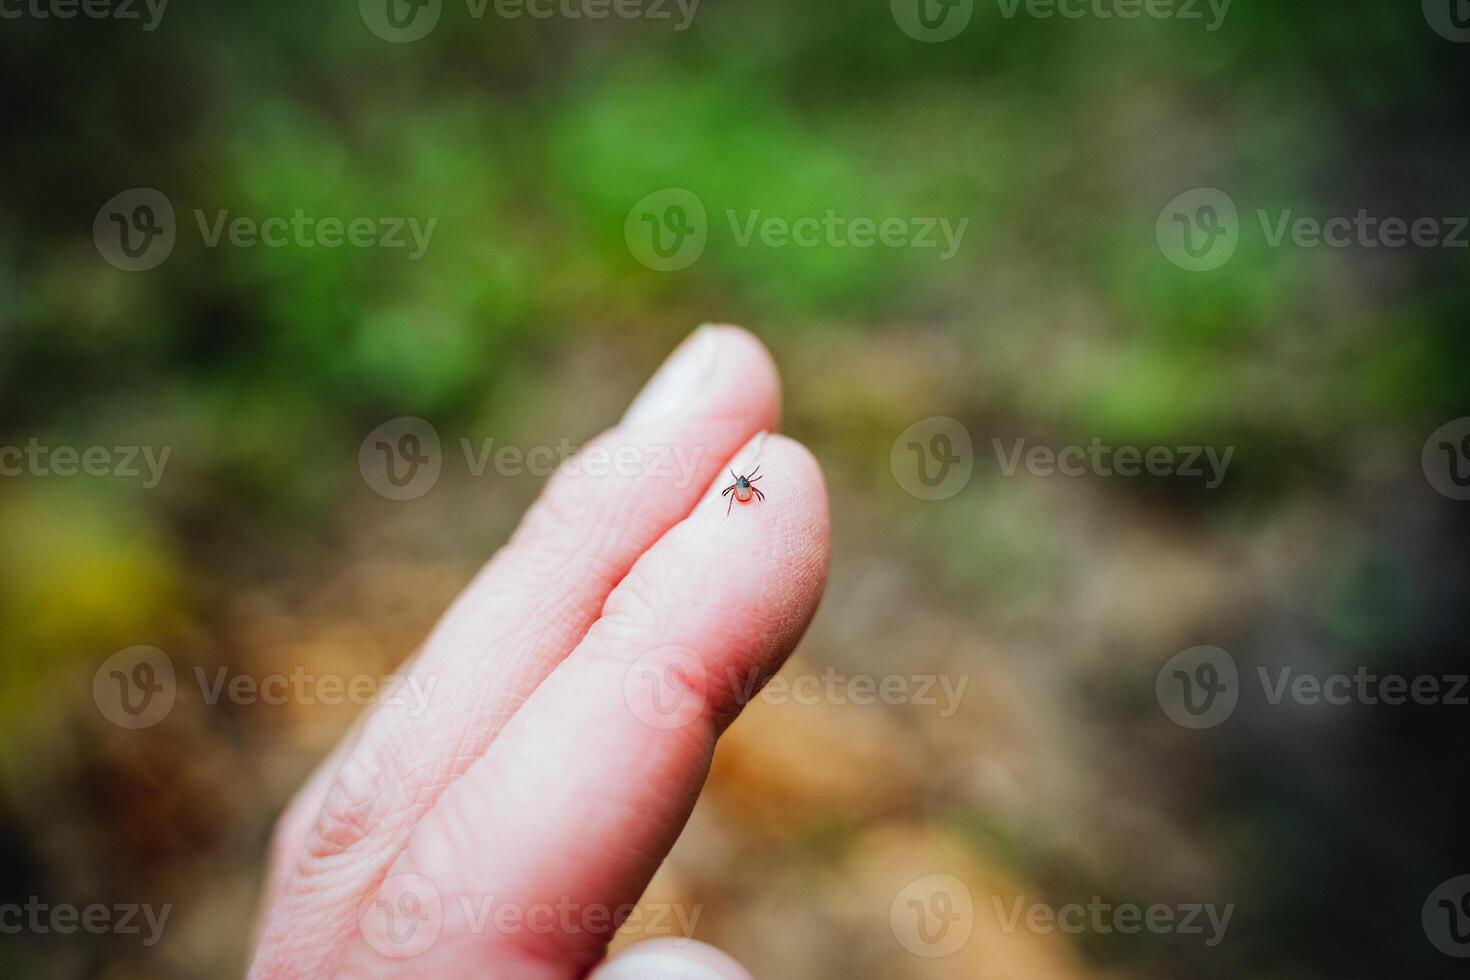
left=590, top=939, right=753, bottom=980
left=342, top=434, right=829, bottom=977
left=251, top=326, right=780, bottom=979
left=259, top=727, right=357, bottom=916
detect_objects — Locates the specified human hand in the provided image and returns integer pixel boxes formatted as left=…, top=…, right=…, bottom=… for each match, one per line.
left=249, top=325, right=831, bottom=978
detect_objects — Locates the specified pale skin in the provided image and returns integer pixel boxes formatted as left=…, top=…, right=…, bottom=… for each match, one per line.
left=250, top=325, right=832, bottom=979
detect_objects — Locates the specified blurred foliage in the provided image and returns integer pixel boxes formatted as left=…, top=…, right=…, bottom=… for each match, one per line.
left=2, top=0, right=1468, bottom=978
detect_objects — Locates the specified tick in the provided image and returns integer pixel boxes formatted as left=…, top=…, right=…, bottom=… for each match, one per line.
left=722, top=466, right=765, bottom=516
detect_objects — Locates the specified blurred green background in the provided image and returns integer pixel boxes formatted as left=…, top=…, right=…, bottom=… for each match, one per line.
left=2, top=0, right=1468, bottom=977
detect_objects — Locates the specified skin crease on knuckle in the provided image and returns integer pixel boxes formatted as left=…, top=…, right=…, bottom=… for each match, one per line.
left=300, top=755, right=405, bottom=868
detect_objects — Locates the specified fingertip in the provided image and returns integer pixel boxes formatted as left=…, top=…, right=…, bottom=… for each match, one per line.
left=590, top=939, right=753, bottom=980
left=621, top=323, right=781, bottom=430
left=676, top=432, right=829, bottom=696
left=710, top=431, right=831, bottom=571
left=701, top=323, right=783, bottom=427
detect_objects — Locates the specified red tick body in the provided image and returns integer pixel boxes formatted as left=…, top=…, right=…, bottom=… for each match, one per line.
left=721, top=466, right=765, bottom=516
